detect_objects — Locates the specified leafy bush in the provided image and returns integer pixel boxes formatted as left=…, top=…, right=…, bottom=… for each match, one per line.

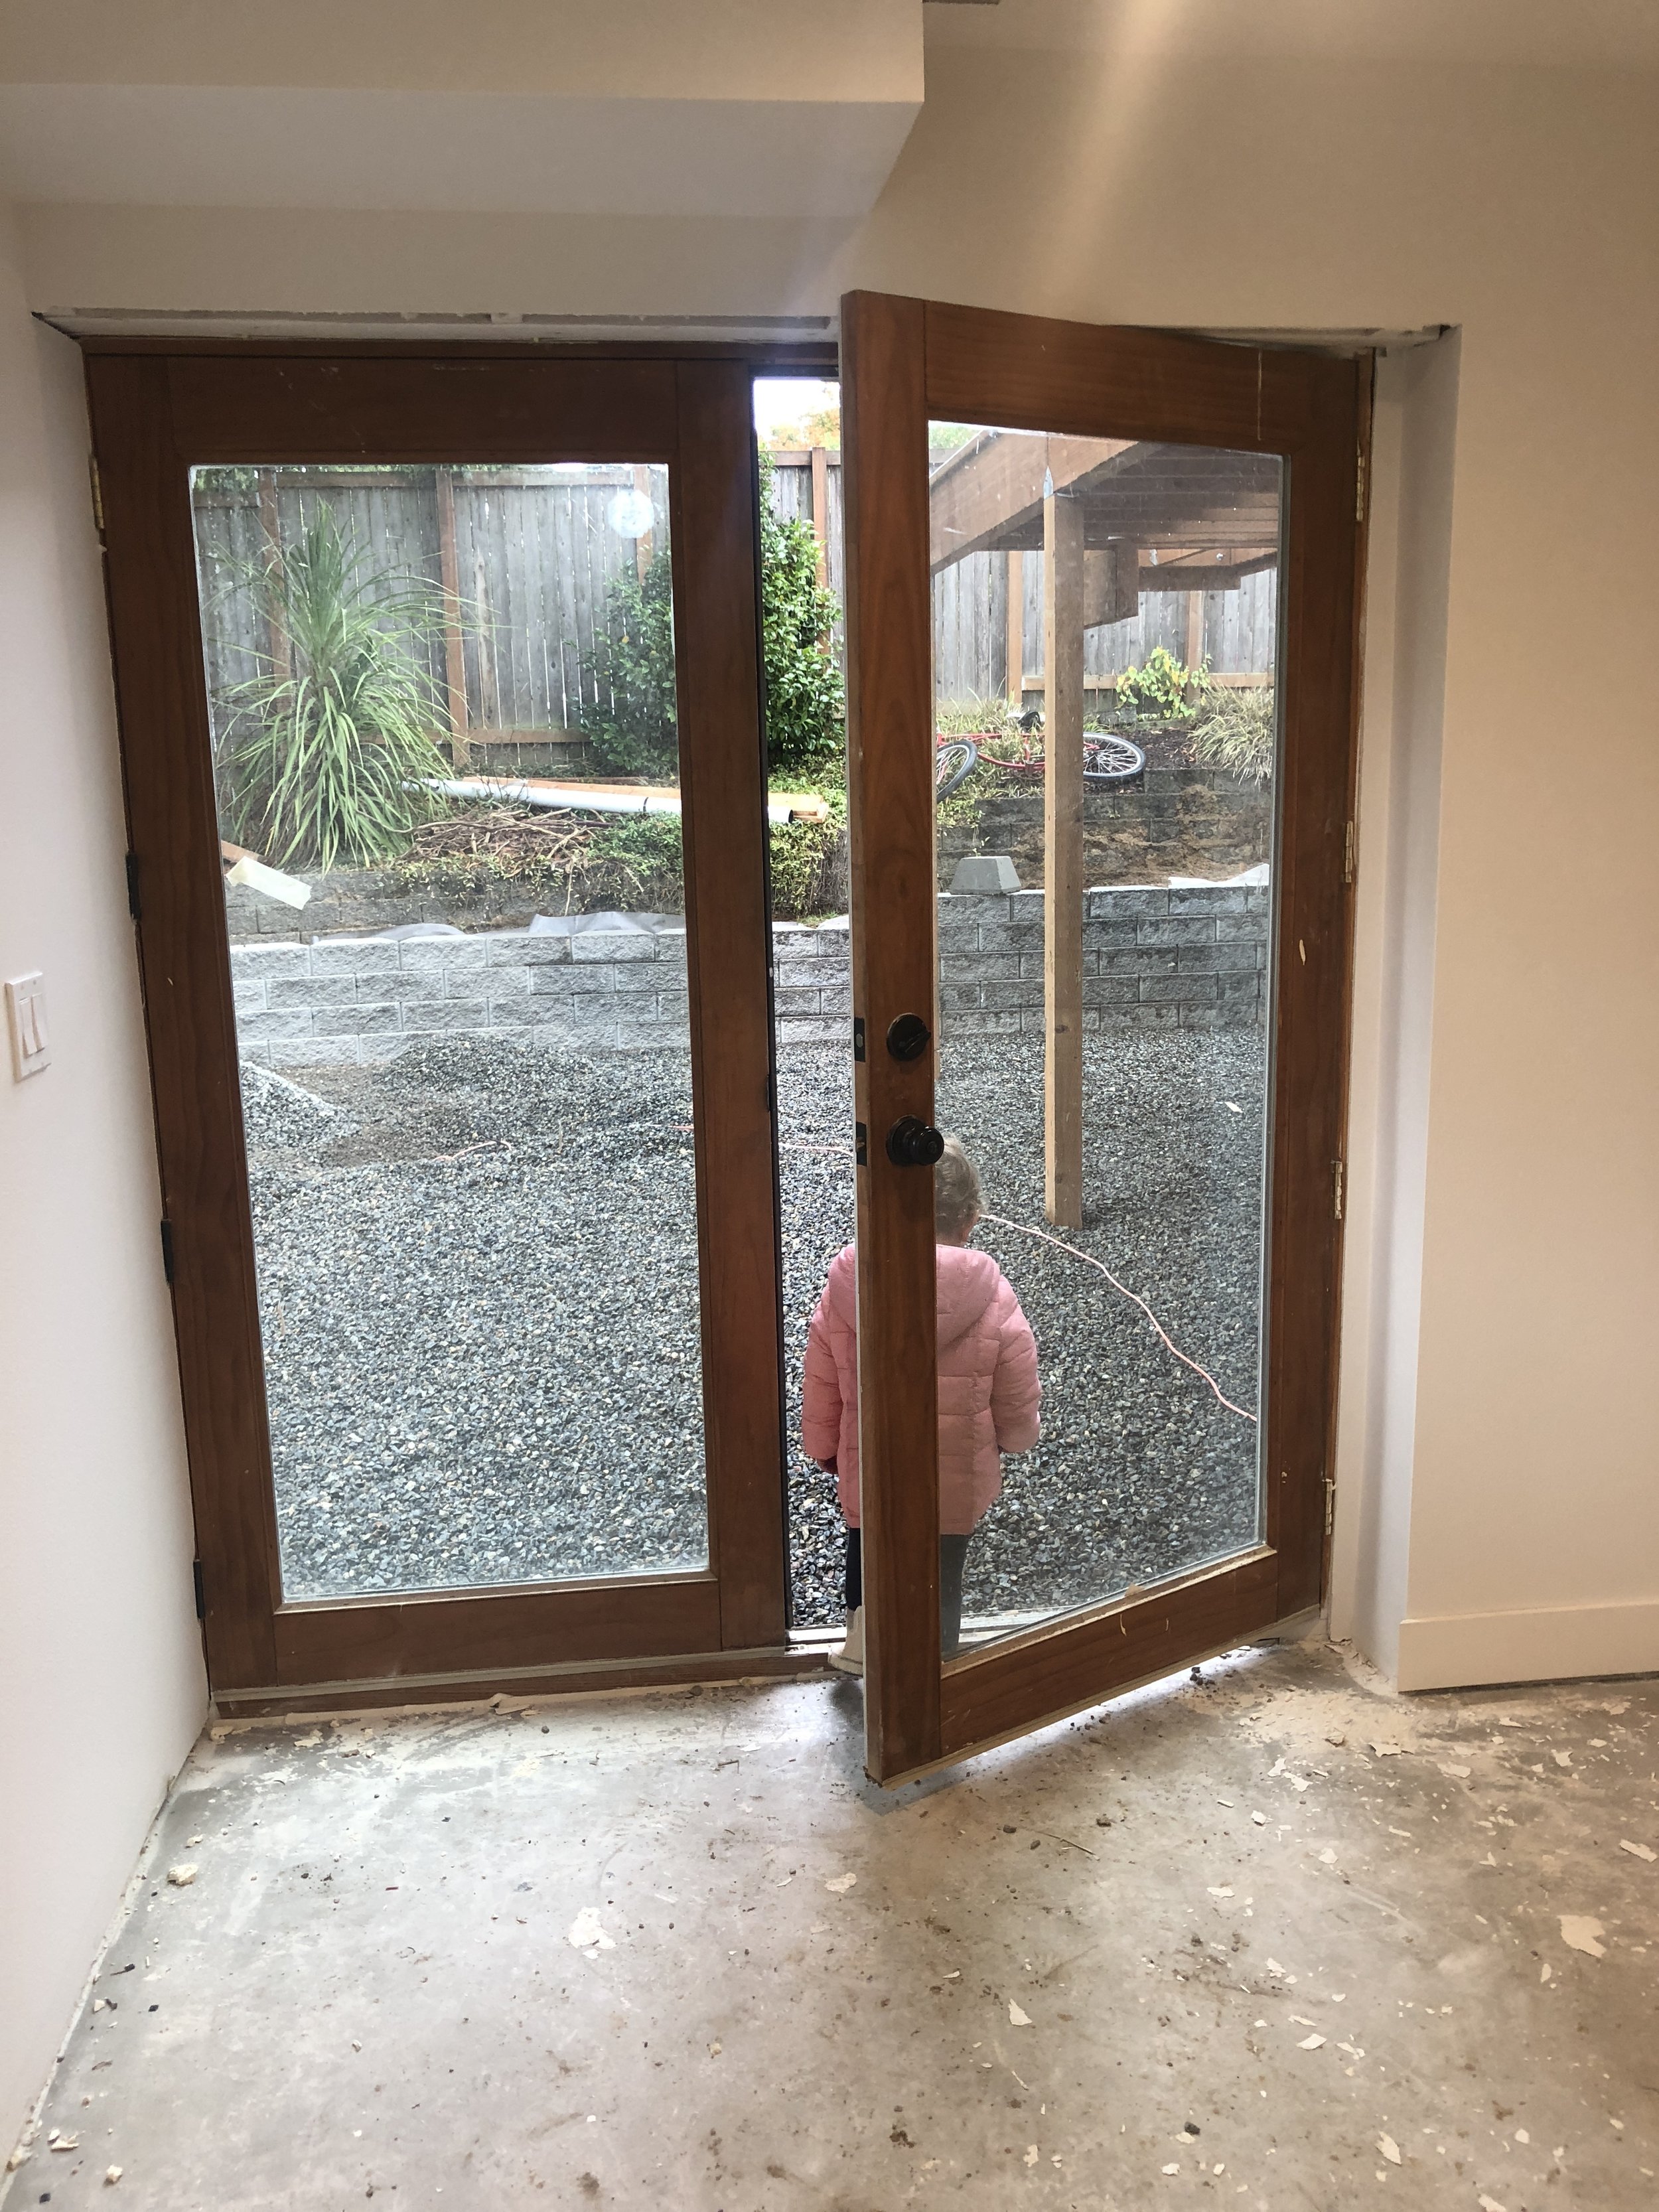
left=214, top=504, right=455, bottom=871
left=1190, top=684, right=1277, bottom=782
left=575, top=553, right=680, bottom=778
left=1115, top=644, right=1206, bottom=722
left=758, top=449, right=845, bottom=774
left=577, top=450, right=844, bottom=780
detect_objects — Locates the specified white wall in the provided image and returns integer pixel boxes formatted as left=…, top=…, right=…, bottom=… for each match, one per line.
left=0, top=210, right=206, bottom=2152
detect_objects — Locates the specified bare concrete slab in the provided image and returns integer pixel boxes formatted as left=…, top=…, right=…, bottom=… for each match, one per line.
left=7, top=1641, right=1656, bottom=2209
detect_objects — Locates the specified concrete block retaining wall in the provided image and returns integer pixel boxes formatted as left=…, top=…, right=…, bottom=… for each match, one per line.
left=233, top=885, right=1267, bottom=1069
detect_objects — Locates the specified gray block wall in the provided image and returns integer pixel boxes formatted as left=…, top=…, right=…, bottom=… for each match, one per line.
left=232, top=887, right=1267, bottom=1070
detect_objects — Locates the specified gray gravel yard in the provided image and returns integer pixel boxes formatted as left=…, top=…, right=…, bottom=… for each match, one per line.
left=242, top=1026, right=1267, bottom=1625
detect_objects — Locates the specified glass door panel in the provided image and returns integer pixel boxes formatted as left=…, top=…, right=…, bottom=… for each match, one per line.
left=928, top=423, right=1283, bottom=1657
left=841, top=293, right=1364, bottom=1783
left=188, top=461, right=707, bottom=1601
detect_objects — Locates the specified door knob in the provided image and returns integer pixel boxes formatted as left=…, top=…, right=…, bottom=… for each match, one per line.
left=886, top=1116, right=945, bottom=1167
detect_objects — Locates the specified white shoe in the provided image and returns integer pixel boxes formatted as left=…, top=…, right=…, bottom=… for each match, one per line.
left=828, top=1606, right=865, bottom=1677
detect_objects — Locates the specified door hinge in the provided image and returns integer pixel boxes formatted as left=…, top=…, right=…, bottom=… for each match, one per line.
left=1324, top=1476, right=1336, bottom=1537
left=1333, top=1159, right=1344, bottom=1221
left=1355, top=446, right=1366, bottom=524
left=1343, top=819, right=1355, bottom=885
left=852, top=1015, right=866, bottom=1063
left=159, top=1217, right=175, bottom=1284
left=89, top=454, right=106, bottom=543
left=125, top=851, right=141, bottom=921
left=192, top=1558, right=206, bottom=1621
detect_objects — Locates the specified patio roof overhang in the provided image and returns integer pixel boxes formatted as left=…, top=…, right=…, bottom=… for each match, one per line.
left=928, top=429, right=1279, bottom=600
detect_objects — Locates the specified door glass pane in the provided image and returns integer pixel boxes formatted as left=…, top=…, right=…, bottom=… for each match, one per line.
left=189, top=461, right=707, bottom=1601
left=929, top=424, right=1283, bottom=1657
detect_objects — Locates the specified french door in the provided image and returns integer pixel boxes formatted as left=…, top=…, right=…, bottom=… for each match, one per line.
left=841, top=295, right=1366, bottom=1782
left=87, top=348, right=798, bottom=1708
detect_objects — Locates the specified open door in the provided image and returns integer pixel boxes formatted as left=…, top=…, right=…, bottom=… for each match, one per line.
left=841, top=294, right=1366, bottom=1783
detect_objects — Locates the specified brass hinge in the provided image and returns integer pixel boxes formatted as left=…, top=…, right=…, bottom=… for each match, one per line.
left=1355, top=446, right=1366, bottom=524
left=1344, top=819, right=1355, bottom=885
left=88, top=453, right=106, bottom=543
left=1325, top=1476, right=1336, bottom=1537
left=1333, top=1158, right=1344, bottom=1220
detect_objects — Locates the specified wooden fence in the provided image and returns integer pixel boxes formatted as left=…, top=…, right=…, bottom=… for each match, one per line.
left=191, top=451, right=1275, bottom=760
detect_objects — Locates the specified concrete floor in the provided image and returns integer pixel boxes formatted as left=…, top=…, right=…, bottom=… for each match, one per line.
left=7, top=1639, right=1657, bottom=2210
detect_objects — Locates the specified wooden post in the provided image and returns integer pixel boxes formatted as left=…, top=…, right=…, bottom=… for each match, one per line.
left=1005, top=548, right=1024, bottom=708
left=1043, top=486, right=1085, bottom=1230
left=434, top=467, right=470, bottom=770
left=255, top=469, right=292, bottom=685
left=1184, top=587, right=1204, bottom=675
left=810, top=442, right=830, bottom=588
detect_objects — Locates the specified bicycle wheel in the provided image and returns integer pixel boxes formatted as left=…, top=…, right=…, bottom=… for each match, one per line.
left=935, top=736, right=979, bottom=801
left=1082, top=733, right=1147, bottom=783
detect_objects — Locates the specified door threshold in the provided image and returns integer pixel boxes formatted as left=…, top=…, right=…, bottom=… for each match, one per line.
left=214, top=1643, right=829, bottom=1721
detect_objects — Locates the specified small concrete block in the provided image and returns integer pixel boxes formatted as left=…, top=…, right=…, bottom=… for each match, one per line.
left=654, top=992, right=691, bottom=1029
left=1099, top=946, right=1177, bottom=977
left=1215, top=913, right=1269, bottom=943
left=949, top=852, right=1022, bottom=895
left=1177, top=941, right=1262, bottom=974
left=232, top=980, right=268, bottom=1015
left=398, top=938, right=487, bottom=976
left=935, top=919, right=982, bottom=953
left=612, top=964, right=663, bottom=994
left=315, top=1003, right=401, bottom=1038
left=1082, top=976, right=1141, bottom=1006
left=482, top=962, right=532, bottom=995
left=776, top=1016, right=849, bottom=1045
left=1168, top=885, right=1250, bottom=915
left=523, top=992, right=576, bottom=1023
left=233, top=943, right=311, bottom=982
left=1216, top=970, right=1264, bottom=1005
left=1244, top=887, right=1271, bottom=913
left=237, top=1007, right=313, bottom=1039
left=1087, top=887, right=1169, bottom=921
left=530, top=964, right=589, bottom=997
left=237, top=1043, right=272, bottom=1066
left=486, top=1001, right=536, bottom=1031
left=268, top=974, right=358, bottom=1008
left=946, top=1008, right=1023, bottom=1037
left=773, top=960, right=828, bottom=993
left=310, top=938, right=401, bottom=976
left=571, top=932, right=656, bottom=962
left=939, top=891, right=1009, bottom=925
left=267, top=1037, right=365, bottom=1068
left=1140, top=972, right=1218, bottom=1003
left=1008, top=889, right=1045, bottom=924
left=816, top=976, right=853, bottom=1014
left=773, top=986, right=824, bottom=1017
left=399, top=999, right=492, bottom=1032
left=1098, top=1001, right=1183, bottom=1031
left=1081, top=921, right=1137, bottom=950
left=1137, top=917, right=1217, bottom=946
left=516, top=934, right=574, bottom=966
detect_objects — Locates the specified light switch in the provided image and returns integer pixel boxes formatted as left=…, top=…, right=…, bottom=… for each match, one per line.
left=6, top=972, right=51, bottom=1078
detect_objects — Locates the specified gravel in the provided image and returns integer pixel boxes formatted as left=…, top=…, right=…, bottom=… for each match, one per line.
left=243, top=1027, right=1267, bottom=1628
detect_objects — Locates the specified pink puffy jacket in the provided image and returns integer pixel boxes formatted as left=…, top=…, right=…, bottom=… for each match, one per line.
left=802, top=1243, right=1042, bottom=1535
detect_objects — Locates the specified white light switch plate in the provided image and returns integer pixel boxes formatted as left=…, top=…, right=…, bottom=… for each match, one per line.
left=6, top=972, right=50, bottom=1078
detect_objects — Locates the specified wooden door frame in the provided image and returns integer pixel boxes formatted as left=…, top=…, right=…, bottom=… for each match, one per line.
left=85, top=343, right=810, bottom=1704
left=842, top=292, right=1369, bottom=1784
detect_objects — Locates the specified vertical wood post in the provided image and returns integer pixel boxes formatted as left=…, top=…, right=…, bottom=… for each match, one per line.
left=1043, top=485, right=1085, bottom=1230
left=810, top=442, right=830, bottom=588
left=1184, top=587, right=1204, bottom=676
left=434, top=467, right=470, bottom=769
left=1005, top=548, right=1024, bottom=708
left=255, top=469, right=292, bottom=686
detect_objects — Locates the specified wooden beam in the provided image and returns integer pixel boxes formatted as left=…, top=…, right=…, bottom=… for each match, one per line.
left=1005, top=548, right=1023, bottom=707
left=810, top=442, right=830, bottom=588
left=433, top=466, right=470, bottom=771
left=1082, top=542, right=1138, bottom=627
left=1184, top=589, right=1204, bottom=671
left=1044, top=487, right=1085, bottom=1231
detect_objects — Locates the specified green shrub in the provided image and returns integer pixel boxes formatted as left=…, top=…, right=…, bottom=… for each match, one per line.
left=1116, top=644, right=1206, bottom=722
left=213, top=504, right=455, bottom=871
left=577, top=449, right=845, bottom=780
left=1189, top=684, right=1277, bottom=782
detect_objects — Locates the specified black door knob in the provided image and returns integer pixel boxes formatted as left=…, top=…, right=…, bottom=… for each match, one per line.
left=886, top=1116, right=946, bottom=1167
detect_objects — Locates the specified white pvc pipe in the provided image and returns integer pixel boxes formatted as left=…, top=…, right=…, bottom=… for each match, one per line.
left=419, top=777, right=814, bottom=826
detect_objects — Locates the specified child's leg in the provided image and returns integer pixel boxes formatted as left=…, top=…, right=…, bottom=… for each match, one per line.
left=938, top=1534, right=970, bottom=1658
left=844, top=1526, right=863, bottom=1614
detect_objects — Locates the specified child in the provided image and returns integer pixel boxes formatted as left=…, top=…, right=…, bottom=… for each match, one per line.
left=802, top=1136, right=1041, bottom=1674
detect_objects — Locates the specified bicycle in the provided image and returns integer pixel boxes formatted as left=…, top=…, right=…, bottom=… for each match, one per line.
left=936, top=713, right=1145, bottom=802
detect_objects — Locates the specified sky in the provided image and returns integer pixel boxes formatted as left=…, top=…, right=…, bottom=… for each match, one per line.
left=751, top=376, right=839, bottom=440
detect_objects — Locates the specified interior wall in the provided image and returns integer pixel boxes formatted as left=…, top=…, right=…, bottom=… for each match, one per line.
left=1329, top=333, right=1460, bottom=1676
left=0, top=210, right=206, bottom=2152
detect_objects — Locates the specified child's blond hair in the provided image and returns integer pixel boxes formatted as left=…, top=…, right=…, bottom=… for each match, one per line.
left=934, top=1135, right=982, bottom=1242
